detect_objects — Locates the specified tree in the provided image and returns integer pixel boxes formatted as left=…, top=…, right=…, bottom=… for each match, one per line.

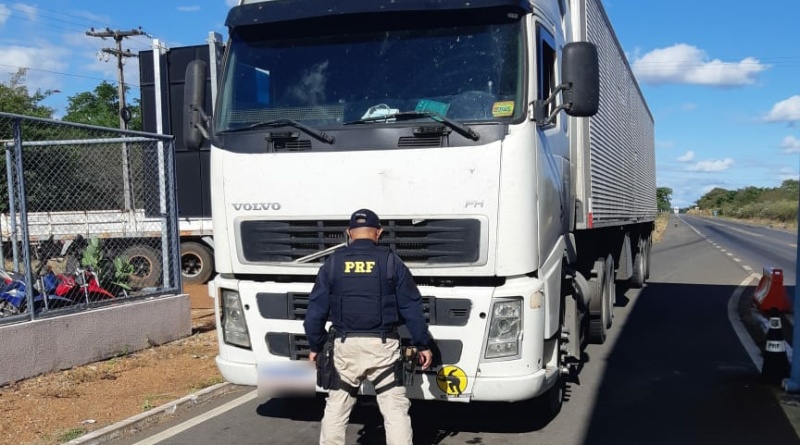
left=0, top=69, right=57, bottom=212
left=0, top=74, right=120, bottom=214
left=696, top=187, right=735, bottom=210
left=62, top=81, right=141, bottom=130
left=656, top=187, right=672, bottom=212
left=0, top=68, right=54, bottom=118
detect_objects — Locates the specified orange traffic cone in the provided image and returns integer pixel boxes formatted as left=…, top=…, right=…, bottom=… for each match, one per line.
left=753, top=268, right=792, bottom=314
left=762, top=317, right=790, bottom=384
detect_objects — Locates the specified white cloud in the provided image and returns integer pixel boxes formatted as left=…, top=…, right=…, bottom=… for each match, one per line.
left=632, top=44, right=768, bottom=87
left=12, top=2, right=36, bottom=21
left=0, top=4, right=10, bottom=27
left=677, top=150, right=695, bottom=162
left=779, top=168, right=799, bottom=182
left=765, top=96, right=800, bottom=123
left=177, top=5, right=201, bottom=12
left=681, top=103, right=697, bottom=111
left=781, top=136, right=800, bottom=154
left=226, top=0, right=238, bottom=6
left=687, top=158, right=735, bottom=172
left=0, top=44, right=70, bottom=91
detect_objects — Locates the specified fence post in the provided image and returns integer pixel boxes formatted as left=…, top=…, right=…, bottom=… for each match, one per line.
left=159, top=140, right=181, bottom=291
left=4, top=140, right=19, bottom=273
left=12, top=119, right=35, bottom=320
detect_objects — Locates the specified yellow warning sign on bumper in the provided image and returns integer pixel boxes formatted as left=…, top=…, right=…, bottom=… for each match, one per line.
left=436, top=365, right=467, bottom=396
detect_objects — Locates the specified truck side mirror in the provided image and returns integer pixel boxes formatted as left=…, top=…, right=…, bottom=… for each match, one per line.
left=562, top=42, right=599, bottom=117
left=184, top=60, right=210, bottom=151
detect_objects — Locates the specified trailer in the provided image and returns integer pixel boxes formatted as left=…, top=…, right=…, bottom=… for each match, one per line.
left=187, top=0, right=655, bottom=415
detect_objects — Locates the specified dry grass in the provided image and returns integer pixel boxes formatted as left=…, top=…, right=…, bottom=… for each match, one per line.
left=653, top=213, right=669, bottom=243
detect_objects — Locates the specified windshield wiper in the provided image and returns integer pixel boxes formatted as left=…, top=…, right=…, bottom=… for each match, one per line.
left=222, top=118, right=335, bottom=144
left=344, top=111, right=480, bottom=141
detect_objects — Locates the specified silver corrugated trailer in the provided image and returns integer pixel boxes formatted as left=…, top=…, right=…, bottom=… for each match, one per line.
left=571, top=0, right=656, bottom=230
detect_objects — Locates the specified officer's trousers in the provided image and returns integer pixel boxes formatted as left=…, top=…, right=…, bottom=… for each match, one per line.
left=319, top=337, right=412, bottom=445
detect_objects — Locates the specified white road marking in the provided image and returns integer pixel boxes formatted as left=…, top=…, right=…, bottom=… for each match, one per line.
left=131, top=390, right=258, bottom=445
left=703, top=219, right=764, bottom=237
left=728, top=274, right=764, bottom=371
left=684, top=219, right=755, bottom=275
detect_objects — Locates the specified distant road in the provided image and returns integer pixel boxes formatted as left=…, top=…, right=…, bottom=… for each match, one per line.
left=678, top=214, right=797, bottom=286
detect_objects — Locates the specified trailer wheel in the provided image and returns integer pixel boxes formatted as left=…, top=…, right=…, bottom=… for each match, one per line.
left=630, top=239, right=646, bottom=288
left=120, top=245, right=162, bottom=289
left=588, top=258, right=608, bottom=344
left=645, top=236, right=652, bottom=279
left=604, top=254, right=615, bottom=328
left=181, top=241, right=214, bottom=285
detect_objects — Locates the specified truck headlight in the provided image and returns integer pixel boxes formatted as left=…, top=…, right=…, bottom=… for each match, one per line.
left=222, top=290, right=251, bottom=349
left=484, top=298, right=522, bottom=359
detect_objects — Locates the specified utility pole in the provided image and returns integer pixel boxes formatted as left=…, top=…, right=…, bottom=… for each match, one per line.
left=86, top=27, right=146, bottom=130
left=86, top=27, right=147, bottom=211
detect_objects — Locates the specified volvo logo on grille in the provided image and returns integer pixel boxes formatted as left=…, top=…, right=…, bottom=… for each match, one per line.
left=232, top=202, right=282, bottom=211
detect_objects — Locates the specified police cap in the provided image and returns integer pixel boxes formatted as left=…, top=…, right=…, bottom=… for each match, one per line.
left=349, top=208, right=381, bottom=229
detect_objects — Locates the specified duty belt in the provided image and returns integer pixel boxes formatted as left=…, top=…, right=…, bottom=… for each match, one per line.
left=335, top=330, right=399, bottom=342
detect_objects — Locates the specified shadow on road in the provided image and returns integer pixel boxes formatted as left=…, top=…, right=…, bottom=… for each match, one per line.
left=253, top=280, right=799, bottom=445
left=256, top=391, right=557, bottom=444
left=582, top=281, right=798, bottom=445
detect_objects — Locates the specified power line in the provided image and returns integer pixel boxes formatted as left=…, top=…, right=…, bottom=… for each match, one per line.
left=85, top=27, right=148, bottom=130
left=0, top=62, right=140, bottom=88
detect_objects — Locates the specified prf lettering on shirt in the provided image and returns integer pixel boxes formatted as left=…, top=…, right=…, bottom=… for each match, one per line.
left=344, top=261, right=376, bottom=274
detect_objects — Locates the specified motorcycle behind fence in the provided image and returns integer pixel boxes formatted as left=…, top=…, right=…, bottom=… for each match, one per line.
left=0, top=235, right=132, bottom=317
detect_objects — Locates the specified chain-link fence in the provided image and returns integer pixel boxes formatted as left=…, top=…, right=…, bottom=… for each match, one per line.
left=0, top=112, right=180, bottom=323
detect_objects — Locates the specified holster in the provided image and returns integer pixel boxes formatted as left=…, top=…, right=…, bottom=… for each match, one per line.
left=397, top=346, right=417, bottom=387
left=316, top=331, right=336, bottom=390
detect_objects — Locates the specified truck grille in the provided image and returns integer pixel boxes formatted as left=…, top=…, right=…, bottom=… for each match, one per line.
left=257, top=293, right=471, bottom=326
left=267, top=333, right=464, bottom=364
left=240, top=218, right=480, bottom=264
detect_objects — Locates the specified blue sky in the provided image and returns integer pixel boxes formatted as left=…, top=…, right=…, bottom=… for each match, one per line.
left=1, top=0, right=799, bottom=208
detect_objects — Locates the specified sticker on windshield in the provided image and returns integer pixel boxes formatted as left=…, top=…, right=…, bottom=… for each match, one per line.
left=415, top=99, right=450, bottom=116
left=492, top=101, right=515, bottom=117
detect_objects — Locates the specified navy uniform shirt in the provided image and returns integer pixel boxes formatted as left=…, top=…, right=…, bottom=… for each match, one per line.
left=304, top=239, right=430, bottom=353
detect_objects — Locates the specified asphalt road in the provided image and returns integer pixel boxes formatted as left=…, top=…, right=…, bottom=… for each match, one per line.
left=111, top=217, right=800, bottom=445
left=678, top=214, right=797, bottom=288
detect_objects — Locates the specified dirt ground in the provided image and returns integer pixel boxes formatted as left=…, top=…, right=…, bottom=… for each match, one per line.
left=0, top=284, right=222, bottom=445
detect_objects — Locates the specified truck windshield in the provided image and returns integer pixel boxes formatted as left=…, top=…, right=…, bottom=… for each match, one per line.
left=215, top=20, right=524, bottom=132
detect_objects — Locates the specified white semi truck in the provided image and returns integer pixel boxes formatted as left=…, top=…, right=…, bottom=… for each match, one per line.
left=189, top=0, right=655, bottom=413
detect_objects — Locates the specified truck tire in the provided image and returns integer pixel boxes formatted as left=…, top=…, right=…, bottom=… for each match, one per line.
left=120, top=245, right=162, bottom=289
left=630, top=239, right=646, bottom=288
left=645, top=236, right=652, bottom=279
left=181, top=241, right=214, bottom=285
left=588, top=258, right=608, bottom=344
left=604, top=254, right=615, bottom=329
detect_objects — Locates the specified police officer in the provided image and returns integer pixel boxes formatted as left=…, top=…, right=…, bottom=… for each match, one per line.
left=304, top=208, right=433, bottom=445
